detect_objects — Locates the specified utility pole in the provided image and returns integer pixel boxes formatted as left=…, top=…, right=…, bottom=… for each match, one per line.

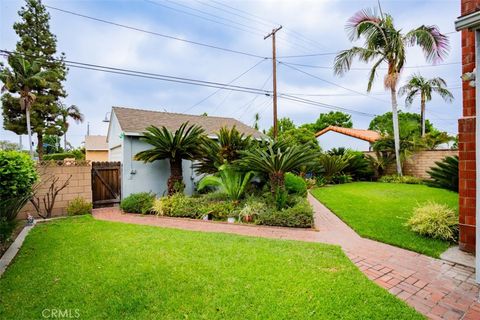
left=264, top=26, right=282, bottom=139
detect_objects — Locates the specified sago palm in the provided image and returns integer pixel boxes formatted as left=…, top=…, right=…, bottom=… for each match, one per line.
left=238, top=141, right=319, bottom=195
left=59, top=104, right=84, bottom=150
left=197, top=164, right=254, bottom=202
left=134, top=122, right=206, bottom=196
left=334, top=8, right=449, bottom=175
left=0, top=54, right=57, bottom=158
left=399, top=74, right=453, bottom=136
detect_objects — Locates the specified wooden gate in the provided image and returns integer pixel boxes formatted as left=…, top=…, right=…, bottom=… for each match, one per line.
left=91, top=161, right=121, bottom=208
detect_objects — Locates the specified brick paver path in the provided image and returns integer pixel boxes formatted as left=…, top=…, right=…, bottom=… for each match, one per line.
left=93, top=194, right=479, bottom=319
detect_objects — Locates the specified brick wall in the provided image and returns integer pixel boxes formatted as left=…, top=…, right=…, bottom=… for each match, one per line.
left=365, top=150, right=458, bottom=179
left=459, top=0, right=479, bottom=253
left=18, top=161, right=92, bottom=219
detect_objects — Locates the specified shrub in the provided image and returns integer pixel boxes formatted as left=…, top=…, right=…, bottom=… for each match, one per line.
left=120, top=192, right=155, bottom=214
left=333, top=174, right=353, bottom=184
left=238, top=196, right=267, bottom=222
left=328, top=148, right=373, bottom=181
left=153, top=194, right=234, bottom=219
left=67, top=197, right=93, bottom=216
left=379, top=175, right=423, bottom=184
left=304, top=178, right=317, bottom=189
left=256, top=197, right=314, bottom=228
left=285, top=173, right=307, bottom=196
left=407, top=202, right=458, bottom=241
left=0, top=150, right=38, bottom=199
left=198, top=200, right=235, bottom=219
left=43, top=152, right=84, bottom=161
left=318, top=154, right=350, bottom=183
left=427, top=155, right=458, bottom=192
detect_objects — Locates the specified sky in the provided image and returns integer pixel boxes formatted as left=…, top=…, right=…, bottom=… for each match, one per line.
left=0, top=0, right=462, bottom=149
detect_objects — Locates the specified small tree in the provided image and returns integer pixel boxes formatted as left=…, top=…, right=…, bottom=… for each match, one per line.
left=135, top=122, right=206, bottom=196
left=31, top=174, right=71, bottom=219
left=59, top=104, right=84, bottom=150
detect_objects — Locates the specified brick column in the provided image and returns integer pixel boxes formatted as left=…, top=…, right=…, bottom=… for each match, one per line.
left=459, top=0, right=480, bottom=253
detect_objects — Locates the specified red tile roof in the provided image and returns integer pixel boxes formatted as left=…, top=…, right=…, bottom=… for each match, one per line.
left=315, top=126, right=381, bottom=142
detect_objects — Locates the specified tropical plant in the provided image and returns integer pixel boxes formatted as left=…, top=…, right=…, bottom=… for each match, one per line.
left=59, top=104, right=84, bottom=150
left=427, top=155, right=458, bottom=192
left=135, top=122, right=206, bottom=196
left=407, top=202, right=458, bottom=241
left=238, top=141, right=320, bottom=196
left=334, top=8, right=449, bottom=176
left=399, top=74, right=453, bottom=136
left=317, top=153, right=351, bottom=183
left=195, top=126, right=252, bottom=174
left=197, top=164, right=254, bottom=202
left=422, top=131, right=454, bottom=150
left=328, top=148, right=372, bottom=180
left=0, top=54, right=57, bottom=158
left=365, top=150, right=395, bottom=179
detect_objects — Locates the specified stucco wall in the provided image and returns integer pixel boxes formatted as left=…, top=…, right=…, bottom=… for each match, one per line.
left=317, top=131, right=372, bottom=151
left=19, top=161, right=92, bottom=219
left=121, top=136, right=197, bottom=198
left=86, top=150, right=108, bottom=161
left=365, top=150, right=458, bottom=179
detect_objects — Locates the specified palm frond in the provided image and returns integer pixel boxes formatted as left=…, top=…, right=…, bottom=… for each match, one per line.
left=405, top=25, right=449, bottom=63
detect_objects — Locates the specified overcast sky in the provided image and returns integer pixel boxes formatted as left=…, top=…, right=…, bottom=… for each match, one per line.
left=0, top=0, right=462, bottom=149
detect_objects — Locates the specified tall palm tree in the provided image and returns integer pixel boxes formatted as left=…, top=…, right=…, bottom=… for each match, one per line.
left=333, top=8, right=449, bottom=175
left=134, top=122, right=206, bottom=196
left=399, top=74, right=453, bottom=136
left=0, top=54, right=56, bottom=158
left=59, top=104, right=84, bottom=150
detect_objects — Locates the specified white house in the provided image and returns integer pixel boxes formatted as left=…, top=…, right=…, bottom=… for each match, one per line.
left=106, top=106, right=264, bottom=198
left=315, top=126, right=381, bottom=151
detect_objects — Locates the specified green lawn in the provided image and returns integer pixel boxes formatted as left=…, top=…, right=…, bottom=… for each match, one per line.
left=0, top=216, right=421, bottom=319
left=311, top=182, right=458, bottom=258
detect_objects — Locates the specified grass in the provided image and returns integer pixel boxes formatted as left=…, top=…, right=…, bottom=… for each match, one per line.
left=311, top=182, right=458, bottom=258
left=0, top=216, right=422, bottom=319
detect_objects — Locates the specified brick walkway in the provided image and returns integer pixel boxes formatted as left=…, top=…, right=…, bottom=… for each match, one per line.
left=93, top=194, right=479, bottom=319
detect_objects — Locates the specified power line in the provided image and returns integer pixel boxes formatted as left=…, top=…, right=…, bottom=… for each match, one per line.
left=281, top=86, right=462, bottom=97
left=44, top=5, right=267, bottom=59
left=183, top=58, right=267, bottom=113
left=283, top=61, right=462, bottom=70
left=277, top=52, right=339, bottom=59
left=236, top=73, right=273, bottom=119
left=279, top=61, right=390, bottom=104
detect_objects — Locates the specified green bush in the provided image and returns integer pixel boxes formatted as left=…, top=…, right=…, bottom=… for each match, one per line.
left=238, top=196, right=268, bottom=221
left=256, top=197, right=314, bottom=228
left=407, top=202, right=458, bottom=241
left=153, top=194, right=234, bottom=219
left=0, top=150, right=38, bottom=199
left=285, top=173, right=307, bottom=196
left=67, top=197, right=93, bottom=216
left=120, top=192, right=155, bottom=214
left=379, top=175, right=423, bottom=184
left=0, top=217, right=16, bottom=243
left=427, top=155, right=458, bottom=192
left=333, top=174, right=353, bottom=184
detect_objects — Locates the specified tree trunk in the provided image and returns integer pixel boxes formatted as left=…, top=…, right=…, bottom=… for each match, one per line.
left=390, top=86, right=403, bottom=176
left=25, top=106, right=34, bottom=159
left=64, top=132, right=67, bottom=151
left=168, top=157, right=184, bottom=196
left=37, top=133, right=44, bottom=161
left=420, top=95, right=426, bottom=137
left=269, top=172, right=285, bottom=193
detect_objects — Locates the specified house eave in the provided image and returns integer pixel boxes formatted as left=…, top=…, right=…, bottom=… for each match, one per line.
left=455, top=10, right=480, bottom=31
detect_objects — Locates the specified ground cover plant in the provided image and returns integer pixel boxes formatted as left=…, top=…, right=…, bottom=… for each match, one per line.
left=311, top=182, right=458, bottom=257
left=0, top=216, right=422, bottom=319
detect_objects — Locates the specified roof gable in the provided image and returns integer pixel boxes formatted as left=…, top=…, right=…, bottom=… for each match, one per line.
left=315, top=126, right=381, bottom=143
left=111, top=106, right=264, bottom=138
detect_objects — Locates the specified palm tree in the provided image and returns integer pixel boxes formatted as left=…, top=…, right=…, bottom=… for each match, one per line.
left=333, top=8, right=449, bottom=175
left=59, top=104, right=84, bottom=150
left=238, top=141, right=319, bottom=196
left=0, top=54, right=56, bottom=158
left=195, top=126, right=252, bottom=174
left=399, top=74, right=453, bottom=136
left=134, top=122, right=206, bottom=196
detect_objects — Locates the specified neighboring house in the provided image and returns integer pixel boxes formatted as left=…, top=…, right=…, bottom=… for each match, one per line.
left=315, top=126, right=381, bottom=151
left=106, top=106, right=263, bottom=198
left=455, top=0, right=480, bottom=279
left=85, top=135, right=109, bottom=161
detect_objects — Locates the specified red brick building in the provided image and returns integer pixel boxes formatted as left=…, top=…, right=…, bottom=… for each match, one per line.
left=457, top=0, right=478, bottom=253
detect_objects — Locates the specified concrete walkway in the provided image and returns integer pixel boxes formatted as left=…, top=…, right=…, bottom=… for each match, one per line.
left=93, top=194, right=480, bottom=320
